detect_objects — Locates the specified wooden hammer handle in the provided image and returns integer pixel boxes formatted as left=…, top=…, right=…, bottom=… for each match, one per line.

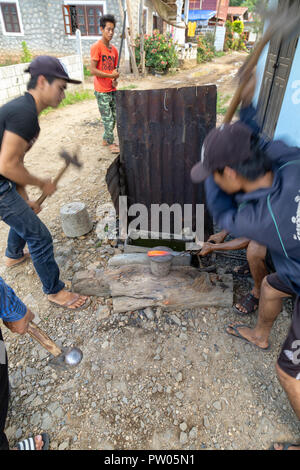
left=36, top=164, right=68, bottom=206
left=223, top=25, right=274, bottom=124
left=27, top=321, right=62, bottom=357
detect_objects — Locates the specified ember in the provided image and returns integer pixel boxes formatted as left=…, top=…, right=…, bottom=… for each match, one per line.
left=148, top=250, right=170, bottom=257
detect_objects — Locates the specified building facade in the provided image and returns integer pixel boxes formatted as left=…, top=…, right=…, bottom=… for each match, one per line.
left=0, top=0, right=166, bottom=63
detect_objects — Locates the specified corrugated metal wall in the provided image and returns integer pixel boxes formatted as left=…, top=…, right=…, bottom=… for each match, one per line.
left=110, top=85, right=216, bottom=239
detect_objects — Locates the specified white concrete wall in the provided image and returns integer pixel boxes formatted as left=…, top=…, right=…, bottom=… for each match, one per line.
left=0, top=54, right=83, bottom=107
left=214, top=26, right=226, bottom=52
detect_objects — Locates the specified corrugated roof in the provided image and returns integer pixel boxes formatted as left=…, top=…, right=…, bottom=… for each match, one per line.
left=227, top=6, right=248, bottom=16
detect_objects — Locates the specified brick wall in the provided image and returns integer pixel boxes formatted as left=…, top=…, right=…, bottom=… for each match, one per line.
left=0, top=54, right=83, bottom=107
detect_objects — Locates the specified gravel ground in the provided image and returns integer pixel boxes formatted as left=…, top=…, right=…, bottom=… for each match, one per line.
left=1, top=55, right=300, bottom=450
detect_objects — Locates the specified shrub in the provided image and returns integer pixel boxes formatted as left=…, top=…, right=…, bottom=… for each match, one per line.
left=135, top=30, right=178, bottom=73
left=224, top=21, right=247, bottom=52
left=20, top=41, right=32, bottom=63
left=197, top=34, right=215, bottom=64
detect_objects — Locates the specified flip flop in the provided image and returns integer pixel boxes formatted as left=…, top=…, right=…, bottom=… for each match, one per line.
left=17, top=433, right=50, bottom=450
left=233, top=293, right=259, bottom=315
left=269, top=442, right=299, bottom=450
left=5, top=253, right=31, bottom=269
left=49, top=295, right=91, bottom=311
left=225, top=323, right=271, bottom=351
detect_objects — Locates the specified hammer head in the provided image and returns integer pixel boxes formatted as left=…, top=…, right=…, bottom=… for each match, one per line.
left=59, top=149, right=82, bottom=169
left=49, top=346, right=83, bottom=370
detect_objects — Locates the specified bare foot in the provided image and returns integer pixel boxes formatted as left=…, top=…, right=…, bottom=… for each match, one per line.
left=273, top=443, right=300, bottom=450
left=109, top=144, right=120, bottom=154
left=226, top=323, right=269, bottom=350
left=48, top=289, right=88, bottom=309
left=5, top=253, right=30, bottom=268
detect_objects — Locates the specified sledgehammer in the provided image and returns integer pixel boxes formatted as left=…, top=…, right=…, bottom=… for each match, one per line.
left=36, top=149, right=82, bottom=206
left=27, top=321, right=83, bottom=369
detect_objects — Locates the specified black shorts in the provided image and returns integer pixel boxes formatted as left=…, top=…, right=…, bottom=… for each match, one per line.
left=267, top=273, right=300, bottom=379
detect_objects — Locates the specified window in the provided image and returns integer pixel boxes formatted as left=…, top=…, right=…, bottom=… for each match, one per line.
left=0, top=1, right=21, bottom=33
left=63, top=4, right=104, bottom=36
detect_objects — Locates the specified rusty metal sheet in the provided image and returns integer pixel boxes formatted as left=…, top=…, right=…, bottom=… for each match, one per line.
left=108, top=85, right=216, bottom=239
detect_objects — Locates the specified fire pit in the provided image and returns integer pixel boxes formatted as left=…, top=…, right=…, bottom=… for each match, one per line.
left=148, top=247, right=173, bottom=277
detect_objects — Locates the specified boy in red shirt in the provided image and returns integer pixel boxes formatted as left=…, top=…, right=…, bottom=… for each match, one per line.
left=90, top=14, right=120, bottom=154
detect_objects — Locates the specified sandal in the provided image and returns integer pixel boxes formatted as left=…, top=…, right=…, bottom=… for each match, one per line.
left=269, top=442, right=300, bottom=450
left=49, top=295, right=91, bottom=311
left=17, top=433, right=50, bottom=450
left=5, top=253, right=31, bottom=269
left=233, top=292, right=259, bottom=315
left=225, top=324, right=270, bottom=351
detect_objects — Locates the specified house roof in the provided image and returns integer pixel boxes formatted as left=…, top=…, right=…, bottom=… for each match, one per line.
left=227, top=6, right=248, bottom=16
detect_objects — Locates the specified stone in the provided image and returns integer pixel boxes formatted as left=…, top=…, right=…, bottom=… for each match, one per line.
left=97, top=305, right=110, bottom=320
left=180, top=432, right=188, bottom=444
left=189, top=427, right=197, bottom=440
left=144, top=307, right=155, bottom=320
left=213, top=401, right=222, bottom=411
left=179, top=422, right=187, bottom=432
left=170, top=314, right=181, bottom=326
left=203, top=416, right=210, bottom=428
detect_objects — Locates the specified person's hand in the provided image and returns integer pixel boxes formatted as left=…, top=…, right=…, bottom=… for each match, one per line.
left=111, top=69, right=120, bottom=79
left=39, top=179, right=56, bottom=196
left=4, top=308, right=34, bottom=335
left=199, top=242, right=217, bottom=257
left=112, top=79, right=118, bottom=88
left=207, top=231, right=228, bottom=244
left=27, top=200, right=41, bottom=214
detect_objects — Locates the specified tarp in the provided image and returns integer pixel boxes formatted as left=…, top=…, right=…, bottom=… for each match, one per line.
left=188, top=9, right=216, bottom=22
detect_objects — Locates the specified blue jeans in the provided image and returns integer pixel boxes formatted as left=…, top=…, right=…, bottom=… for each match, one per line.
left=0, top=180, right=64, bottom=295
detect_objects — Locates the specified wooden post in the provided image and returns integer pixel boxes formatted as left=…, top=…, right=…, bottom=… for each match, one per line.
left=118, top=0, right=139, bottom=78
left=139, top=0, right=145, bottom=76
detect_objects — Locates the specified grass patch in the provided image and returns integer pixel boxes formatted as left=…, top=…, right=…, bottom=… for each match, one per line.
left=118, top=84, right=138, bottom=90
left=217, top=93, right=232, bottom=116
left=41, top=88, right=95, bottom=115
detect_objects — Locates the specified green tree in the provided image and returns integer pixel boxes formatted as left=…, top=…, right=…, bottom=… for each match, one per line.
left=229, top=0, right=244, bottom=6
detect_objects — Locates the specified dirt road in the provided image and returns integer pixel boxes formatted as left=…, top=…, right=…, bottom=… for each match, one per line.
left=1, top=52, right=299, bottom=451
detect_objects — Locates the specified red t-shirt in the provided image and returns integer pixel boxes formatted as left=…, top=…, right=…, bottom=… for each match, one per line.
left=90, top=40, right=118, bottom=93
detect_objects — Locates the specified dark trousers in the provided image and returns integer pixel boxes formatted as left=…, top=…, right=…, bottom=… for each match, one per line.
left=0, top=180, right=64, bottom=295
left=0, top=328, right=9, bottom=450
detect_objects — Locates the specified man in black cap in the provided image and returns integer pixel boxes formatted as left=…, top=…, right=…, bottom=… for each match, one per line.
left=0, top=56, right=89, bottom=310
left=191, top=78, right=300, bottom=450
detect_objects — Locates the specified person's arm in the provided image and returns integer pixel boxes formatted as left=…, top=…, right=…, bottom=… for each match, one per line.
left=90, top=59, right=120, bottom=80
left=200, top=237, right=250, bottom=256
left=0, top=130, right=56, bottom=196
left=0, top=278, right=34, bottom=335
left=4, top=308, right=34, bottom=335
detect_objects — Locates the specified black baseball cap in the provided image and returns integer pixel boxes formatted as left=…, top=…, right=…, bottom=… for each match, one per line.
left=191, top=121, right=254, bottom=183
left=24, top=55, right=82, bottom=84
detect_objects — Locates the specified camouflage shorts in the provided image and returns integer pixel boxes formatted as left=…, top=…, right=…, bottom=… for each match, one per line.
left=94, top=91, right=116, bottom=144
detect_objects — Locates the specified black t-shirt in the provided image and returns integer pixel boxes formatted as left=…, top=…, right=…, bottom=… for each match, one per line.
left=0, top=92, right=40, bottom=153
